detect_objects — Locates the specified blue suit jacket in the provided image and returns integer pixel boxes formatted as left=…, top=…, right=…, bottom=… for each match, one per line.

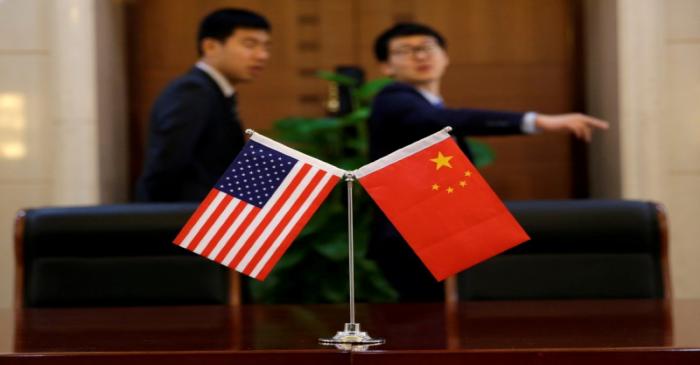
left=368, top=82, right=524, bottom=161
left=136, top=67, right=245, bottom=202
left=367, top=82, right=526, bottom=301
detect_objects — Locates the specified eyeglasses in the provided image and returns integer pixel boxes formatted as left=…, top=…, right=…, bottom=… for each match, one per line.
left=389, top=43, right=441, bottom=58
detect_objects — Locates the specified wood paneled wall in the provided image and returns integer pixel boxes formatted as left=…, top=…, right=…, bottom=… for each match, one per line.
left=125, top=0, right=585, bottom=200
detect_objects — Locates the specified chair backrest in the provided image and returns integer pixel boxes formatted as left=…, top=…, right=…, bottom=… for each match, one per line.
left=14, top=203, right=240, bottom=308
left=447, top=200, right=669, bottom=302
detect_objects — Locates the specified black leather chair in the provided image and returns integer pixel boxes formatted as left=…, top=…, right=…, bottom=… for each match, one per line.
left=446, top=200, right=669, bottom=302
left=14, top=204, right=239, bottom=308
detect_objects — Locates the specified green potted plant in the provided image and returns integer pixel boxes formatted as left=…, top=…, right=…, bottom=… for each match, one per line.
left=247, top=71, right=495, bottom=303
left=247, top=72, right=396, bottom=303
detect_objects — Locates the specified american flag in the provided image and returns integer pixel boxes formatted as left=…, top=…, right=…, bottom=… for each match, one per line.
left=174, top=132, right=344, bottom=280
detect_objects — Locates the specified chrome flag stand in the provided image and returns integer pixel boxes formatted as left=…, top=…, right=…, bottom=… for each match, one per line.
left=319, top=173, right=384, bottom=350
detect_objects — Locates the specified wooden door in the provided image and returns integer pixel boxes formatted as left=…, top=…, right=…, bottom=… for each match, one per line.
left=125, top=0, right=585, bottom=199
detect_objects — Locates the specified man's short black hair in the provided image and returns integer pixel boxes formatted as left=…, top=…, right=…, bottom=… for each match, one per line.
left=197, top=8, right=271, bottom=55
left=373, top=22, right=446, bottom=62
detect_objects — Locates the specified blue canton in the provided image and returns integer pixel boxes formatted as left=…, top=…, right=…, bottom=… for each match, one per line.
left=216, top=141, right=297, bottom=208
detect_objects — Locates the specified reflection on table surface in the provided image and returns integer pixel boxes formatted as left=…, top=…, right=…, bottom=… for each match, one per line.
left=4, top=299, right=697, bottom=354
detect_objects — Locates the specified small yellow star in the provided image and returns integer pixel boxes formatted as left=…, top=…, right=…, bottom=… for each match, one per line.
left=464, top=170, right=472, bottom=177
left=446, top=186, right=454, bottom=194
left=432, top=183, right=440, bottom=191
left=430, top=152, right=453, bottom=170
left=459, top=180, right=467, bottom=187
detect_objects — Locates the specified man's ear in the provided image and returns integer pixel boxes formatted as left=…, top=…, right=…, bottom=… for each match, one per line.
left=379, top=62, right=395, bottom=77
left=201, top=38, right=222, bottom=57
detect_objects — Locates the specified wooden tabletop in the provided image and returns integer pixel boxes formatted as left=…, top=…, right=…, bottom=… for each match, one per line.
left=2, top=299, right=700, bottom=364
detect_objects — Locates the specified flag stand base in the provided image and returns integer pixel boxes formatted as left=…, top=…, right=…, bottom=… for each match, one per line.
left=319, top=178, right=385, bottom=351
left=319, top=322, right=384, bottom=350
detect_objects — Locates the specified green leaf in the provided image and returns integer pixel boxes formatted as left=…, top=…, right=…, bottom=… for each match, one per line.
left=355, top=258, right=398, bottom=302
left=356, top=77, right=393, bottom=102
left=466, top=138, right=496, bottom=168
left=320, top=277, right=348, bottom=303
left=281, top=117, right=341, bottom=134
left=273, top=242, right=309, bottom=270
left=248, top=76, right=400, bottom=304
left=333, top=159, right=362, bottom=171
left=316, top=70, right=359, bottom=86
left=341, top=108, right=370, bottom=124
left=313, top=233, right=349, bottom=261
left=297, top=204, right=332, bottom=239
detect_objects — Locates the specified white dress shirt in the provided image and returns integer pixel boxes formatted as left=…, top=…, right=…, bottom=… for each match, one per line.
left=196, top=61, right=235, bottom=97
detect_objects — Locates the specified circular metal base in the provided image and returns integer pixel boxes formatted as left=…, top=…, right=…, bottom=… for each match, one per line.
left=319, top=323, right=385, bottom=351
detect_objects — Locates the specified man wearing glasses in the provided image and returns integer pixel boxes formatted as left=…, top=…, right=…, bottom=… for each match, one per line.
left=368, top=22, right=608, bottom=301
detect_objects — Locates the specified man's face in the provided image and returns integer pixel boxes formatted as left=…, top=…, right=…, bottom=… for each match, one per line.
left=380, top=35, right=449, bottom=85
left=204, top=28, right=271, bottom=84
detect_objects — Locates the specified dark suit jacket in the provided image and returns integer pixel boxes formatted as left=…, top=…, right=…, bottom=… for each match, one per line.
left=136, top=67, right=244, bottom=202
left=368, top=82, right=524, bottom=161
left=367, top=82, right=526, bottom=301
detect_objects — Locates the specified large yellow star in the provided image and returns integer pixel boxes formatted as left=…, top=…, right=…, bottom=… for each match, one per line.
left=430, top=152, right=453, bottom=170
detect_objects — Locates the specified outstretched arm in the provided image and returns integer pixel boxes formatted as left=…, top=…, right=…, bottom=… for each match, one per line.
left=535, top=113, right=609, bottom=142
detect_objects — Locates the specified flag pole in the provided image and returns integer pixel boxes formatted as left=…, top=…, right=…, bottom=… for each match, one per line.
left=346, top=174, right=356, bottom=325
left=318, top=173, right=384, bottom=350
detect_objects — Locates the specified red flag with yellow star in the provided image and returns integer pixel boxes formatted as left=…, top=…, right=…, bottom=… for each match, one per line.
left=354, top=128, right=529, bottom=281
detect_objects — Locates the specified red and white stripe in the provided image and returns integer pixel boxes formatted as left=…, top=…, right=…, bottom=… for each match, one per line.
left=174, top=160, right=340, bottom=280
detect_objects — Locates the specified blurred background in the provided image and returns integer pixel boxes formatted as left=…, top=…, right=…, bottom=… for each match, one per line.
left=0, top=0, right=698, bottom=307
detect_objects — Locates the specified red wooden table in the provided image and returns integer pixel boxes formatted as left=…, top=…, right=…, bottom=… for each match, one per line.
left=1, top=300, right=699, bottom=364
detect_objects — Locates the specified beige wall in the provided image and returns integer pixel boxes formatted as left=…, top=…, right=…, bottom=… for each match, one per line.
left=96, top=0, right=128, bottom=203
left=661, top=0, right=700, bottom=298
left=0, top=0, right=128, bottom=308
left=0, top=0, right=51, bottom=309
left=587, top=0, right=700, bottom=298
left=586, top=0, right=621, bottom=199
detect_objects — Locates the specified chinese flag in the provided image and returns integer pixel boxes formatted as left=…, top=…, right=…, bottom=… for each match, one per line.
left=355, top=128, right=529, bottom=281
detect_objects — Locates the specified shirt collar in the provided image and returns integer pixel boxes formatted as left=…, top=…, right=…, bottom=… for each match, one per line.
left=417, top=89, right=444, bottom=106
left=196, top=61, right=235, bottom=97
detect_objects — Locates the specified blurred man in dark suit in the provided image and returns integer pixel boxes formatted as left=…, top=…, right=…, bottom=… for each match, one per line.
left=368, top=23, right=609, bottom=301
left=136, top=8, right=271, bottom=202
